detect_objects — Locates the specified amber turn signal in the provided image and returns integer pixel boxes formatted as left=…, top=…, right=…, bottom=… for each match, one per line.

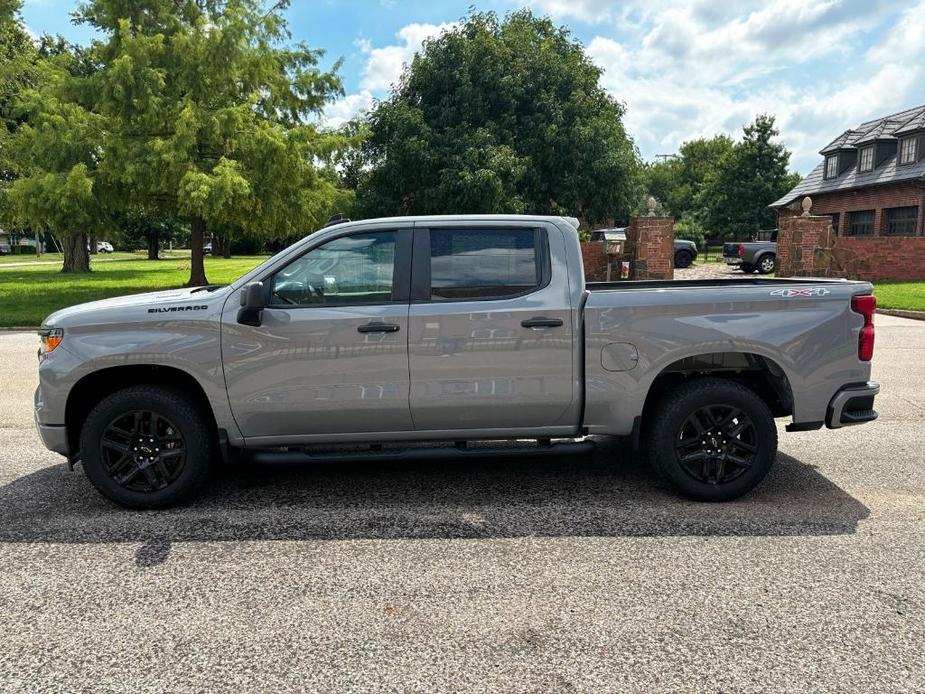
left=39, top=328, right=63, bottom=354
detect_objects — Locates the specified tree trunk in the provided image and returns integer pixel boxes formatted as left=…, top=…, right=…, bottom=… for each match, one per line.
left=146, top=229, right=160, bottom=260
left=35, top=230, right=42, bottom=257
left=61, top=233, right=90, bottom=273
left=211, top=236, right=223, bottom=257
left=187, top=216, right=209, bottom=286
left=222, top=234, right=231, bottom=259
left=88, top=234, right=98, bottom=255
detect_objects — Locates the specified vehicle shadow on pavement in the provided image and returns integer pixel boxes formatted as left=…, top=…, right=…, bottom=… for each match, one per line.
left=0, top=443, right=870, bottom=552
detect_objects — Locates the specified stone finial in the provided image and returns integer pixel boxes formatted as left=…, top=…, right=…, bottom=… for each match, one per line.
left=801, top=196, right=813, bottom=217
left=646, top=195, right=657, bottom=217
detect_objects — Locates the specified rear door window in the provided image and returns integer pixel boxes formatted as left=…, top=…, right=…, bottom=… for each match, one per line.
left=428, top=228, right=541, bottom=301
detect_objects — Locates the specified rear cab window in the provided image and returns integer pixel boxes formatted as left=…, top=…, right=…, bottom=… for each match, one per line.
left=422, top=227, right=547, bottom=301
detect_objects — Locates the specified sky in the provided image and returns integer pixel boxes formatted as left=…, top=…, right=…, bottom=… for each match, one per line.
left=19, top=0, right=925, bottom=174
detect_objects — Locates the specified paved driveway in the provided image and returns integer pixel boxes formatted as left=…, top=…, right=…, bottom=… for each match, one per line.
left=0, top=317, right=923, bottom=693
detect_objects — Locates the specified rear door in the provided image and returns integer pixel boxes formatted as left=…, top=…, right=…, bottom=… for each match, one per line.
left=407, top=222, right=576, bottom=432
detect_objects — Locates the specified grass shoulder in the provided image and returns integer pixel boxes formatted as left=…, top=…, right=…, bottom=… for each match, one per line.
left=0, top=256, right=267, bottom=327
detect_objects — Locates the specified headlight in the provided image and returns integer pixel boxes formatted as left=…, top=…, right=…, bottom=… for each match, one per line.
left=38, top=328, right=64, bottom=355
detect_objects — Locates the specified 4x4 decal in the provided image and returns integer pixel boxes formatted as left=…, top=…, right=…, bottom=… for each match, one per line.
left=769, top=287, right=830, bottom=297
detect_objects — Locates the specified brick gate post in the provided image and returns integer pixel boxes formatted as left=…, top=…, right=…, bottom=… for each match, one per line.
left=624, top=205, right=674, bottom=280
left=777, top=196, right=869, bottom=278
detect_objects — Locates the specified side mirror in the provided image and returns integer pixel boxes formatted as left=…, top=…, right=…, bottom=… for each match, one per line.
left=237, top=281, right=265, bottom=326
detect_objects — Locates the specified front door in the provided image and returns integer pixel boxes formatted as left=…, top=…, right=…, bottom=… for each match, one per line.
left=222, top=228, right=413, bottom=442
left=407, top=223, right=576, bottom=432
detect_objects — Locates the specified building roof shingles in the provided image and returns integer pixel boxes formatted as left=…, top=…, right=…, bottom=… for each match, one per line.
left=772, top=104, right=925, bottom=208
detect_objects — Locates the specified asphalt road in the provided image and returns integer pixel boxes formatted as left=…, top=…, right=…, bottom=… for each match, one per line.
left=0, top=316, right=923, bottom=693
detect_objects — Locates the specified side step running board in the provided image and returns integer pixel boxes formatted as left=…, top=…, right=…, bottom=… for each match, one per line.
left=250, top=440, right=596, bottom=465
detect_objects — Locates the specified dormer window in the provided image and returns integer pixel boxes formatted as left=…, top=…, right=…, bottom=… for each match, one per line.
left=825, top=155, right=838, bottom=179
left=858, top=146, right=874, bottom=172
left=899, top=136, right=917, bottom=164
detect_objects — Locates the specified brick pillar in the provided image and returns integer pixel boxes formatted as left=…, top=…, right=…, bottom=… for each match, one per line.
left=623, top=216, right=674, bottom=280
left=777, top=213, right=870, bottom=278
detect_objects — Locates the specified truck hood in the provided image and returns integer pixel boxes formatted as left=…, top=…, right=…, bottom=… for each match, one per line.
left=42, top=286, right=231, bottom=328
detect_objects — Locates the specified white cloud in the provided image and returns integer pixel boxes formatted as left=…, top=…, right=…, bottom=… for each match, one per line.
left=524, top=0, right=616, bottom=23
left=359, top=22, right=455, bottom=92
left=319, top=90, right=375, bottom=129
left=579, top=0, right=925, bottom=172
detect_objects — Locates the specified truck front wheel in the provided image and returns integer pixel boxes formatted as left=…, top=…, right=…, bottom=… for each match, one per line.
left=647, top=378, right=778, bottom=501
left=79, top=385, right=214, bottom=508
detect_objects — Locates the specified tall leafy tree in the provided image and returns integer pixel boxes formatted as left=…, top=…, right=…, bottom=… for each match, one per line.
left=0, top=0, right=36, bottom=235
left=357, top=10, right=639, bottom=224
left=80, top=0, right=350, bottom=285
left=700, top=115, right=801, bottom=238
left=11, top=0, right=349, bottom=282
left=6, top=34, right=103, bottom=270
left=641, top=136, right=733, bottom=220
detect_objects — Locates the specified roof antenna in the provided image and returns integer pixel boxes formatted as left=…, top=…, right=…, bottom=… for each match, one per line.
left=324, top=214, right=350, bottom=228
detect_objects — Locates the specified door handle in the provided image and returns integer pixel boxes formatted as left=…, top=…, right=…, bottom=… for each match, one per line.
left=521, top=317, right=564, bottom=328
left=357, top=322, right=401, bottom=333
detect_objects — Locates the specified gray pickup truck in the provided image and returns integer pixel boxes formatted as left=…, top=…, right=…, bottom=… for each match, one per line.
left=723, top=231, right=777, bottom=274
left=35, top=215, right=879, bottom=508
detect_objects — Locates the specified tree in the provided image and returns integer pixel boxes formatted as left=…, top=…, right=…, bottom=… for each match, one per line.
left=640, top=136, right=733, bottom=220
left=80, top=0, right=352, bottom=285
left=357, top=10, right=639, bottom=224
left=6, top=34, right=104, bottom=271
left=0, top=1, right=36, bottom=239
left=700, top=115, right=800, bottom=238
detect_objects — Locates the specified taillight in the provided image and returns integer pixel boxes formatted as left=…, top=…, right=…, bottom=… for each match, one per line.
left=737, top=244, right=744, bottom=257
left=851, top=294, right=876, bottom=361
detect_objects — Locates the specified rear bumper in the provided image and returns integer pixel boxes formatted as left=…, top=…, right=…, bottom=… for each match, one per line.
left=724, top=257, right=742, bottom=264
left=826, top=382, right=880, bottom=429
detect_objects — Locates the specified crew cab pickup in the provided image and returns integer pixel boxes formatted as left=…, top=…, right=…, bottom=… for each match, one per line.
left=35, top=215, right=879, bottom=508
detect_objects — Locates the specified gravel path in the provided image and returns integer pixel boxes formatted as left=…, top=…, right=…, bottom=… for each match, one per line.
left=0, top=317, right=922, bottom=692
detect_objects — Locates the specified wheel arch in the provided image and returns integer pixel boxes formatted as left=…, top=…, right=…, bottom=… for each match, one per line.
left=638, top=351, right=794, bottom=440
left=65, top=365, right=218, bottom=455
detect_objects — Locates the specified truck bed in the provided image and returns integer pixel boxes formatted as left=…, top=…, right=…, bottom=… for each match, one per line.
left=587, top=277, right=858, bottom=291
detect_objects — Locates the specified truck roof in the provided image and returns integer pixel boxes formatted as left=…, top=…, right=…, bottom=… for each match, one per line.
left=324, top=214, right=581, bottom=230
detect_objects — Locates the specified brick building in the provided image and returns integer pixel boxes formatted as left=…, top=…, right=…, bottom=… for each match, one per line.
left=770, top=104, right=925, bottom=280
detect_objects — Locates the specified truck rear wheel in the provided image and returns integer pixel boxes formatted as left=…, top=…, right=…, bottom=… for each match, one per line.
left=647, top=378, right=777, bottom=501
left=79, top=385, right=214, bottom=508
left=757, top=254, right=776, bottom=274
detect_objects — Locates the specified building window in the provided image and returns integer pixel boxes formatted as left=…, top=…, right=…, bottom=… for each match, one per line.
left=825, top=155, right=838, bottom=179
left=882, top=206, right=918, bottom=236
left=846, top=210, right=875, bottom=236
left=899, top=136, right=917, bottom=164
left=858, top=146, right=874, bottom=172
left=830, top=213, right=840, bottom=235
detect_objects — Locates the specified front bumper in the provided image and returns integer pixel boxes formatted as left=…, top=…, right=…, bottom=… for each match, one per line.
left=35, top=417, right=70, bottom=457
left=826, top=382, right=880, bottom=429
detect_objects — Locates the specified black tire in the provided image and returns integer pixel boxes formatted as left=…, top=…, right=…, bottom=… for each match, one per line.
left=79, top=385, right=214, bottom=508
left=740, top=263, right=756, bottom=274
left=646, top=378, right=778, bottom=502
left=674, top=250, right=693, bottom=269
left=757, top=254, right=776, bottom=275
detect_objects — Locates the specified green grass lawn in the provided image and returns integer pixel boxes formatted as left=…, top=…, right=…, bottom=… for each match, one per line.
left=874, top=281, right=925, bottom=312
left=0, top=256, right=267, bottom=327
left=0, top=250, right=192, bottom=264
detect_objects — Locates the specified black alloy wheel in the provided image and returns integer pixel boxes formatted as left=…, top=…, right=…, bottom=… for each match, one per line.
left=100, top=410, right=186, bottom=492
left=647, top=377, right=777, bottom=501
left=674, top=405, right=757, bottom=485
left=80, top=385, right=214, bottom=508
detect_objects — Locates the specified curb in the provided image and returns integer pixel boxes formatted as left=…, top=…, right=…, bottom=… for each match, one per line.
left=877, top=309, right=925, bottom=321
